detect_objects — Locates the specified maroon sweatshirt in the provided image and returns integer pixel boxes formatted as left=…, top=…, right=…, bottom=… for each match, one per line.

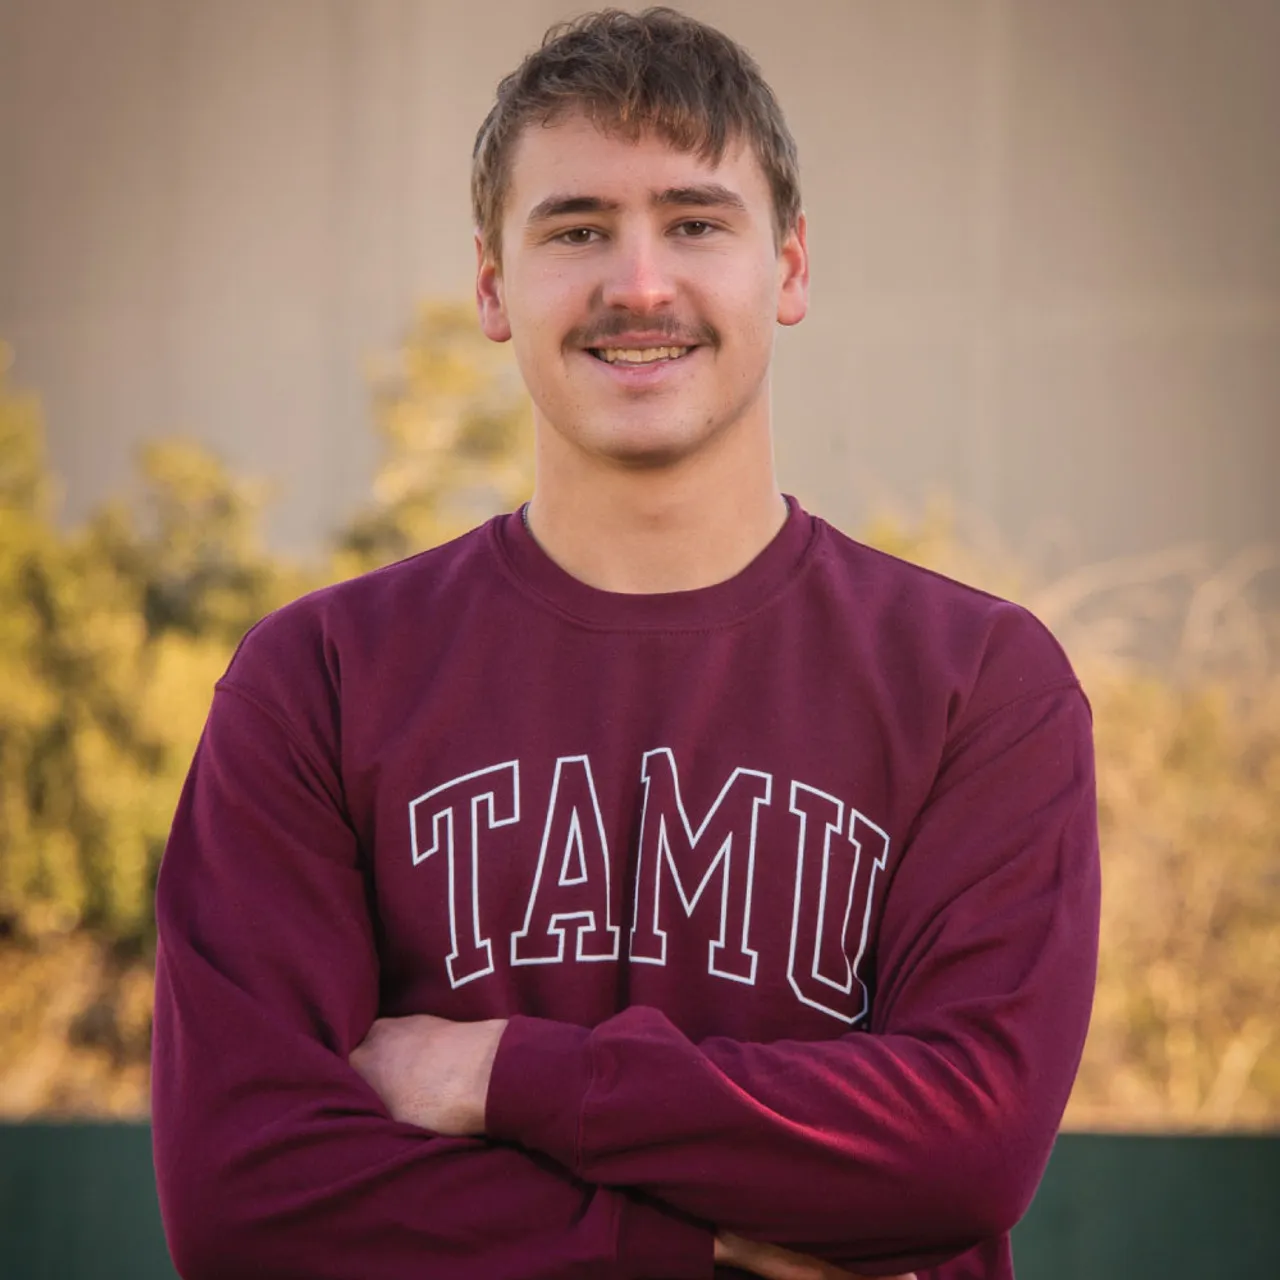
left=152, top=500, right=1100, bottom=1280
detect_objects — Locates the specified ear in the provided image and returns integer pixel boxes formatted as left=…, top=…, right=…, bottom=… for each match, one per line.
left=776, top=212, right=809, bottom=328
left=475, top=231, right=512, bottom=343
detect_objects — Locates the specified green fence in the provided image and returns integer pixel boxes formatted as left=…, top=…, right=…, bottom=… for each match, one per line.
left=1013, top=1134, right=1279, bottom=1279
left=1, top=1126, right=1277, bottom=1278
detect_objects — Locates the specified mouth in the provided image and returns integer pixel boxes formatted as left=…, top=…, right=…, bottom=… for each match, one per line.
left=586, top=344, right=696, bottom=365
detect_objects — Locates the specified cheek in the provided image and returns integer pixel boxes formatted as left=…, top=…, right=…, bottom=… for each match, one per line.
left=505, top=279, right=581, bottom=407
left=506, top=278, right=567, bottom=367
left=517, top=261, right=583, bottom=324
left=716, top=296, right=776, bottom=365
left=705, top=259, right=778, bottom=345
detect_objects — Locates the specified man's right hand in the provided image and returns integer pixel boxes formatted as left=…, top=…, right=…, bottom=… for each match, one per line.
left=714, top=1231, right=917, bottom=1280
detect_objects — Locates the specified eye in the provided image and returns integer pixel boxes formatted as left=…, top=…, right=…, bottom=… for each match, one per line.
left=553, top=227, right=600, bottom=246
left=675, top=219, right=717, bottom=237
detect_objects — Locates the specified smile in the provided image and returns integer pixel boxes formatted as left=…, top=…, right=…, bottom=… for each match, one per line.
left=588, top=346, right=694, bottom=365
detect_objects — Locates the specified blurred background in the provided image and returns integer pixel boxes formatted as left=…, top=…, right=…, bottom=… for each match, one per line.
left=0, top=0, right=1277, bottom=1227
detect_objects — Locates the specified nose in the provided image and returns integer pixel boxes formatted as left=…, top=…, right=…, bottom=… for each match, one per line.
left=599, top=229, right=677, bottom=313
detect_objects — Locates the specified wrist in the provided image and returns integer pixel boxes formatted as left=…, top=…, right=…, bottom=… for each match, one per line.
left=713, top=1231, right=739, bottom=1267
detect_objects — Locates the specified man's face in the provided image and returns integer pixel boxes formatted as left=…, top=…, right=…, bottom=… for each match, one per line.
left=475, top=111, right=808, bottom=470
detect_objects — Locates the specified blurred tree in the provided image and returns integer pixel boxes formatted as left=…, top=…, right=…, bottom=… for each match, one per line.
left=0, top=343, right=66, bottom=938
left=1047, top=557, right=1280, bottom=1129
left=0, top=344, right=312, bottom=1112
left=335, top=302, right=534, bottom=578
left=0, top=347, right=300, bottom=957
left=93, top=439, right=305, bottom=646
left=0, top=347, right=171, bottom=1112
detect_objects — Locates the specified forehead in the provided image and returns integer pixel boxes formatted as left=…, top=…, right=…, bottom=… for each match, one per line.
left=503, top=111, right=770, bottom=222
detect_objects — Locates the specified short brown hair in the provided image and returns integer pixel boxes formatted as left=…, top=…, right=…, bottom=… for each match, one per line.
left=471, top=7, right=802, bottom=258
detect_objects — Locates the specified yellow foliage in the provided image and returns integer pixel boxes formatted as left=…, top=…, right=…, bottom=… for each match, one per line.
left=336, top=302, right=534, bottom=578
left=1073, top=646, right=1280, bottom=1128
left=0, top=349, right=309, bottom=952
left=0, top=932, right=151, bottom=1117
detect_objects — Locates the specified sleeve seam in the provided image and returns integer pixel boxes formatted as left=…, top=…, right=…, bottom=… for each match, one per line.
left=214, top=678, right=343, bottom=805
left=941, top=676, right=1085, bottom=770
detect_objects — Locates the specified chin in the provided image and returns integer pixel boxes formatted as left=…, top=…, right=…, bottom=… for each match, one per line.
left=603, top=444, right=698, bottom=471
left=569, top=404, right=731, bottom=465
left=587, top=425, right=717, bottom=471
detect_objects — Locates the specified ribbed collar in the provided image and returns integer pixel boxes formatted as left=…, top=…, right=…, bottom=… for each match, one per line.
left=489, top=496, right=819, bottom=632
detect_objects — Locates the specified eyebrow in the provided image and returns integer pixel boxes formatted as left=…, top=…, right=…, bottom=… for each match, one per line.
left=525, top=183, right=748, bottom=227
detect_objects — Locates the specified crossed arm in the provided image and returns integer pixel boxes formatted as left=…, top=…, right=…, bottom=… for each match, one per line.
left=348, top=1014, right=901, bottom=1280
left=152, top=679, right=1098, bottom=1280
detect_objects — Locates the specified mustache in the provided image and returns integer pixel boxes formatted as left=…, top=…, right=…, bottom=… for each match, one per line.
left=567, top=314, right=719, bottom=349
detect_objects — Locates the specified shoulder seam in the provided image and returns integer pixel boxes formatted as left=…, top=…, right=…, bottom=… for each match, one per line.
left=941, top=676, right=1088, bottom=769
left=214, top=678, right=340, bottom=794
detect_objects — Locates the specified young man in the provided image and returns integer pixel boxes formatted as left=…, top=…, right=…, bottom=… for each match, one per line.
left=151, top=9, right=1100, bottom=1280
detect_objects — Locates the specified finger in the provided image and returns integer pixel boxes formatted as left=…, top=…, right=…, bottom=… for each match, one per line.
left=729, top=1240, right=851, bottom=1280
left=715, top=1231, right=917, bottom=1280
left=837, top=1272, right=917, bottom=1280
left=765, top=1258, right=918, bottom=1280
left=815, top=1272, right=915, bottom=1280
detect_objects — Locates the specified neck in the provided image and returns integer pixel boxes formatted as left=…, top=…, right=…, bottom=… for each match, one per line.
left=524, top=421, right=787, bottom=595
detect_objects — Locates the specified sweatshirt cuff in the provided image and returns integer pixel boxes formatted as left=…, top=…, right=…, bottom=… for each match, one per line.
left=486, top=1014, right=593, bottom=1171
left=617, top=1195, right=715, bottom=1279
left=487, top=1016, right=714, bottom=1279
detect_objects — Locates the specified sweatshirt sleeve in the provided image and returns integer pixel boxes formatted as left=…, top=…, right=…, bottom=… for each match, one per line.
left=151, top=680, right=713, bottom=1280
left=486, top=680, right=1101, bottom=1275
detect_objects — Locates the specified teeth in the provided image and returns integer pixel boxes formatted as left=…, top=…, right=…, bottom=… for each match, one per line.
left=597, top=346, right=691, bottom=364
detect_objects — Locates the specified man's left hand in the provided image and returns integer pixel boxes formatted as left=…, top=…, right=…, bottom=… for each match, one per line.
left=349, top=1014, right=508, bottom=1136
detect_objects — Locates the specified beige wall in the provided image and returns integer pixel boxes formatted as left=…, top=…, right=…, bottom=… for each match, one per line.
left=2, top=0, right=1277, bottom=564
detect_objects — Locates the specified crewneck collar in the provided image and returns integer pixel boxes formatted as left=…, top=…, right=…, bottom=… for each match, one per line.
left=490, top=496, right=819, bottom=632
